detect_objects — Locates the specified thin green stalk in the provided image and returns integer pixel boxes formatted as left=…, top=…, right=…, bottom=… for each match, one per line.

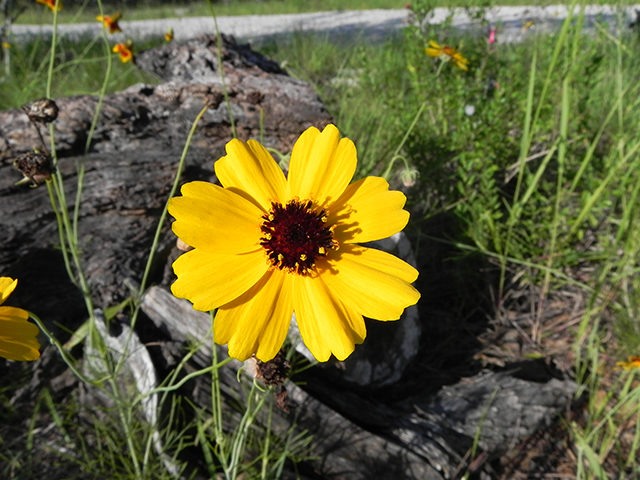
left=139, top=357, right=233, bottom=399
left=542, top=72, right=570, bottom=300
left=45, top=109, right=95, bottom=321
left=72, top=160, right=85, bottom=243
left=41, top=388, right=74, bottom=446
left=197, top=421, right=217, bottom=478
left=84, top=0, right=113, bottom=154
left=461, top=386, right=499, bottom=479
left=30, top=312, right=101, bottom=386
left=50, top=172, right=96, bottom=317
left=261, top=400, right=274, bottom=480
left=501, top=0, right=579, bottom=296
left=421, top=234, right=592, bottom=292
left=46, top=143, right=89, bottom=312
left=208, top=0, right=237, bottom=138
left=616, top=20, right=623, bottom=139
left=25, top=393, right=42, bottom=453
left=524, top=0, right=579, bottom=147
left=380, top=101, right=426, bottom=180
left=228, top=382, right=268, bottom=480
left=568, top=140, right=640, bottom=238
left=627, top=401, right=640, bottom=470
left=108, top=380, right=142, bottom=478
left=45, top=181, right=77, bottom=286
left=566, top=86, right=626, bottom=197
left=72, top=0, right=114, bottom=242
left=210, top=311, right=225, bottom=447
left=498, top=48, right=536, bottom=297
left=584, top=385, right=640, bottom=445
left=129, top=102, right=211, bottom=331
left=44, top=0, right=59, bottom=99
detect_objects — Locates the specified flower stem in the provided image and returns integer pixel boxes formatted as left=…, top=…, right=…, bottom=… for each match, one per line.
left=130, top=103, right=211, bottom=330
left=29, top=312, right=99, bottom=386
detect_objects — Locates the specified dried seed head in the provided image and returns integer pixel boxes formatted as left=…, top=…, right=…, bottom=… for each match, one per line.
left=246, top=90, right=264, bottom=105
left=13, top=151, right=55, bottom=187
left=255, top=351, right=291, bottom=387
left=254, top=351, right=292, bottom=413
left=21, top=98, right=59, bottom=124
left=205, top=91, right=224, bottom=110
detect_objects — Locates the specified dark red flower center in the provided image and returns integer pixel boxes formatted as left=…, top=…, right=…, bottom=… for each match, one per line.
left=260, top=199, right=337, bottom=275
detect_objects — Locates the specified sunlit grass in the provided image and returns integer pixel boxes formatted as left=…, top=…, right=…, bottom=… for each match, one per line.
left=0, top=36, right=160, bottom=109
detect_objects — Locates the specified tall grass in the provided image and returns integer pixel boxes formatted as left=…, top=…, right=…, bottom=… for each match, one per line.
left=263, top=4, right=640, bottom=476
left=0, top=35, right=160, bottom=108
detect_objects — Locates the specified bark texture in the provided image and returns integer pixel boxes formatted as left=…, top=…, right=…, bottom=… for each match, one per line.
left=0, top=34, right=332, bottom=330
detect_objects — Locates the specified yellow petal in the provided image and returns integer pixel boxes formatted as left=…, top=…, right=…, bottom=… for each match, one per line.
left=428, top=40, right=441, bottom=49
left=425, top=47, right=441, bottom=58
left=455, top=60, right=469, bottom=71
left=0, top=339, right=40, bottom=361
left=169, top=181, right=263, bottom=254
left=171, top=249, right=268, bottom=312
left=319, top=245, right=420, bottom=320
left=0, top=277, right=17, bottom=305
left=330, top=244, right=419, bottom=283
left=0, top=306, right=29, bottom=321
left=215, top=269, right=293, bottom=361
left=329, top=176, right=409, bottom=244
left=0, top=313, right=40, bottom=361
left=288, top=125, right=356, bottom=207
left=216, top=139, right=287, bottom=210
left=292, top=274, right=365, bottom=362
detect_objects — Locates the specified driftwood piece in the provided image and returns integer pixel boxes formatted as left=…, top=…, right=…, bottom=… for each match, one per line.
left=141, top=286, right=445, bottom=480
left=142, top=286, right=577, bottom=479
left=82, top=309, right=181, bottom=477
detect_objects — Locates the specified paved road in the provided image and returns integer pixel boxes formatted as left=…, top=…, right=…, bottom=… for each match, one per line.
left=11, top=5, right=640, bottom=45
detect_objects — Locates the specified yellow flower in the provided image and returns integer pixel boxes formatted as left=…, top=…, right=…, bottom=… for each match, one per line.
left=2, top=42, right=10, bottom=49
left=97, top=13, right=122, bottom=34
left=0, top=278, right=40, bottom=361
left=169, top=124, right=420, bottom=362
left=522, top=20, right=535, bottom=32
left=617, top=355, right=640, bottom=371
left=425, top=40, right=469, bottom=71
left=112, top=40, right=133, bottom=63
left=164, top=28, right=174, bottom=42
left=35, top=0, right=62, bottom=12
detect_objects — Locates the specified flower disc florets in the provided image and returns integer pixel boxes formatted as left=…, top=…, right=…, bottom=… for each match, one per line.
left=260, top=199, right=337, bottom=275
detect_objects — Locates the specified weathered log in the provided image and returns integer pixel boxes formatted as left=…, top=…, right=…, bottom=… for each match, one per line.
left=2, top=34, right=421, bottom=388
left=141, top=286, right=445, bottom=480
left=142, top=286, right=577, bottom=479
left=0, top=34, right=332, bottom=333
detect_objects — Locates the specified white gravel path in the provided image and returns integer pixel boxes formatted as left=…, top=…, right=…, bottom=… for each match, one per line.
left=10, top=5, right=640, bottom=45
